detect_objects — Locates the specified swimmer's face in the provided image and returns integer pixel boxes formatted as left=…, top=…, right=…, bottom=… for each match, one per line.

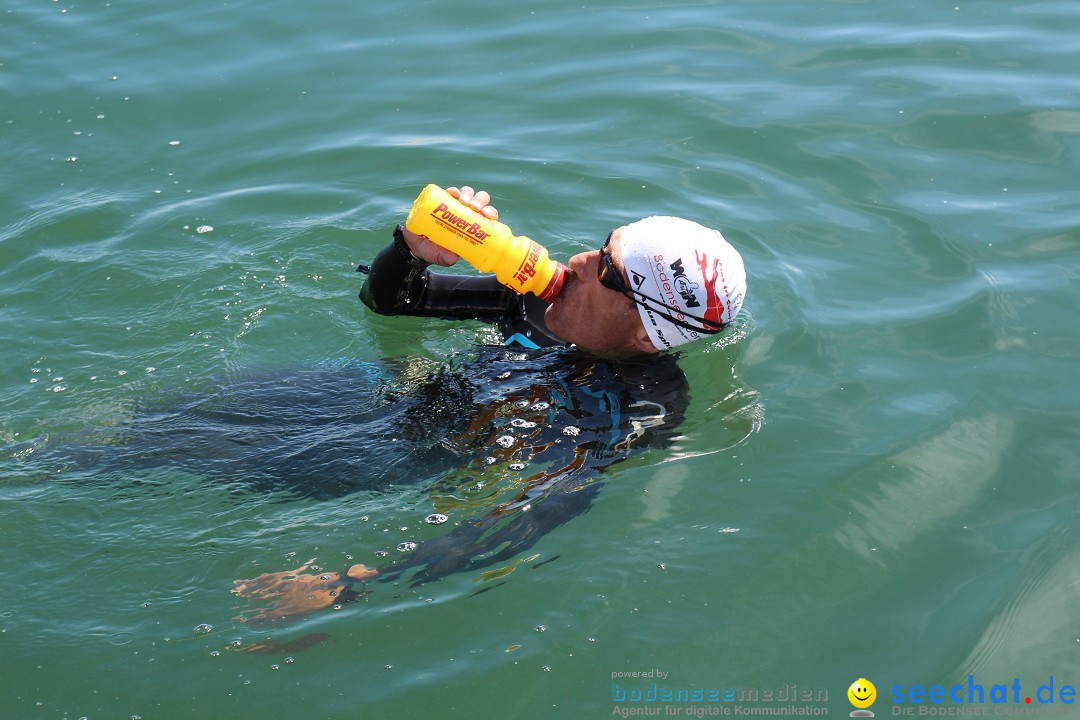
left=544, top=227, right=657, bottom=354
left=847, top=679, right=876, bottom=709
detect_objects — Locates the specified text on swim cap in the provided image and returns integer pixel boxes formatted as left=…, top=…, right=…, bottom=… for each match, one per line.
left=669, top=258, right=701, bottom=308
left=651, top=254, right=691, bottom=326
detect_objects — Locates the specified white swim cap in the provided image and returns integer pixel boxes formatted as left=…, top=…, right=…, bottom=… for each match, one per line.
left=618, top=216, right=746, bottom=351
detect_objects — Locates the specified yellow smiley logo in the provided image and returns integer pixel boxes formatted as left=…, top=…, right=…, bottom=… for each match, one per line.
left=848, top=678, right=876, bottom=709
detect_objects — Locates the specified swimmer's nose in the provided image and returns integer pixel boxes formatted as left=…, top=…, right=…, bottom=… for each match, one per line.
left=567, top=250, right=598, bottom=277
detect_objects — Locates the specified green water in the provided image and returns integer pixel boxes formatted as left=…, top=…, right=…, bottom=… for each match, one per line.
left=3, top=0, right=1079, bottom=717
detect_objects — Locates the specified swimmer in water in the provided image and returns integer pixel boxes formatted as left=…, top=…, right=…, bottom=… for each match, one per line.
left=359, top=186, right=746, bottom=354
left=232, top=185, right=750, bottom=624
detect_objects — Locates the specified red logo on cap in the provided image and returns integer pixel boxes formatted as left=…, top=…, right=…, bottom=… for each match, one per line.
left=695, top=251, right=727, bottom=326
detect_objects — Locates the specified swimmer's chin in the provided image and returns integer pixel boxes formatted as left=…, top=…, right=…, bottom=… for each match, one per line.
left=542, top=275, right=576, bottom=340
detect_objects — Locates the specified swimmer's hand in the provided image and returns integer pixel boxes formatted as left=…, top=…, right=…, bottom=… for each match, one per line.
left=232, top=563, right=378, bottom=623
left=401, top=185, right=499, bottom=267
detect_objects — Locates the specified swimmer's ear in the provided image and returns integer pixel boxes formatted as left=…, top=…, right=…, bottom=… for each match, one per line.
left=629, top=324, right=659, bottom=355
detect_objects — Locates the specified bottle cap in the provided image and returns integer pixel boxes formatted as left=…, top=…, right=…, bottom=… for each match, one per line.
left=537, top=262, right=567, bottom=302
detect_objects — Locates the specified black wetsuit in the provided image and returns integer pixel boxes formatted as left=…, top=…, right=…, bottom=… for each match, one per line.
left=358, top=225, right=563, bottom=349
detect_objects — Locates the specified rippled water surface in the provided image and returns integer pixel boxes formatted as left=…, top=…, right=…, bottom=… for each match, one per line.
left=2, top=0, right=1078, bottom=717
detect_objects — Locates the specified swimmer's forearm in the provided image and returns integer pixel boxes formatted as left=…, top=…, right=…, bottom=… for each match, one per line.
left=359, top=227, right=515, bottom=321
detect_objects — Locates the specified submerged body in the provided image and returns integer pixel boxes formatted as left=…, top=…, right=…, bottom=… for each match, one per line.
left=28, top=344, right=691, bottom=622
left=220, top=346, right=691, bottom=622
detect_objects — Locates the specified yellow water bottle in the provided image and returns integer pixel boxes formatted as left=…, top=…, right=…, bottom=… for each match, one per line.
left=404, top=184, right=567, bottom=302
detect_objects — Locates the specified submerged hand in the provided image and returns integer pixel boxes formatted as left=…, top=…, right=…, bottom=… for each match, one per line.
left=401, top=184, right=500, bottom=267
left=232, top=563, right=378, bottom=623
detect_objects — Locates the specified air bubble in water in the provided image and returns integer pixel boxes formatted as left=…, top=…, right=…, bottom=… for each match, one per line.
left=425, top=513, right=448, bottom=525
left=193, top=623, right=213, bottom=635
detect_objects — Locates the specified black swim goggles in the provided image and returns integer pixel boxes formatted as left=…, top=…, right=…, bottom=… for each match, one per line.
left=597, top=231, right=726, bottom=335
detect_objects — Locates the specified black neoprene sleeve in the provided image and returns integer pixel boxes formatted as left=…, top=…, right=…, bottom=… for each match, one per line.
left=359, top=225, right=515, bottom=322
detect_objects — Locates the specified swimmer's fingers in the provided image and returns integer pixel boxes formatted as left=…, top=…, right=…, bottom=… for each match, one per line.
left=232, top=575, right=283, bottom=599
left=447, top=185, right=499, bottom=221
left=346, top=563, right=379, bottom=581
left=231, top=563, right=315, bottom=597
left=402, top=226, right=460, bottom=267
left=403, top=183, right=499, bottom=265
